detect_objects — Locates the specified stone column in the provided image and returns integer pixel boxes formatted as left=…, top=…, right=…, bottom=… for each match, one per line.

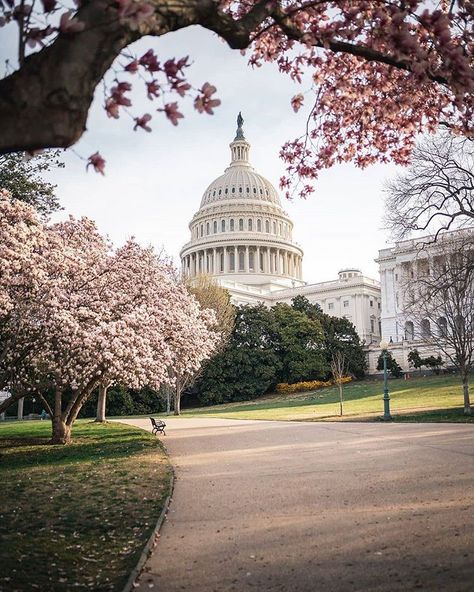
left=223, top=247, right=228, bottom=273
left=256, top=246, right=261, bottom=272
left=266, top=249, right=271, bottom=273
left=212, top=248, right=216, bottom=274
left=233, top=246, right=237, bottom=272
left=245, top=246, right=250, bottom=272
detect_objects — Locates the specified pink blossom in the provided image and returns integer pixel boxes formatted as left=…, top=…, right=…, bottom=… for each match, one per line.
left=194, top=83, right=221, bottom=115
left=134, top=113, right=152, bottom=132
left=159, top=102, right=183, bottom=126
left=291, top=93, right=304, bottom=113
left=87, top=152, right=106, bottom=175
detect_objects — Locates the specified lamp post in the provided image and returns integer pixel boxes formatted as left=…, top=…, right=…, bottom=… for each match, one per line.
left=379, top=340, right=392, bottom=421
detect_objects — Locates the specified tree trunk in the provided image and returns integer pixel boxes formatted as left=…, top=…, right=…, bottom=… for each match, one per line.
left=51, top=416, right=72, bottom=444
left=174, top=387, right=181, bottom=416
left=95, top=384, right=108, bottom=422
left=339, top=384, right=343, bottom=417
left=462, top=373, right=471, bottom=415
left=17, top=397, right=24, bottom=420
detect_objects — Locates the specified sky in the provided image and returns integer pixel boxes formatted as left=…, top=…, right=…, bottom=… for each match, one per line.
left=36, top=25, right=401, bottom=284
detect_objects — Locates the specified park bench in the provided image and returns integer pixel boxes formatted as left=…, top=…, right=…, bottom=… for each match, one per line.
left=150, top=417, right=166, bottom=436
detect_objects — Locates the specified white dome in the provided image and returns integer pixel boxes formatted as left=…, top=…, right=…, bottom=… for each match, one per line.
left=200, top=166, right=281, bottom=208
left=199, top=126, right=281, bottom=209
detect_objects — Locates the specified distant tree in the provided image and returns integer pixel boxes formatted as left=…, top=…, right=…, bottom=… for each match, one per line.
left=377, top=351, right=403, bottom=378
left=0, top=151, right=63, bottom=218
left=195, top=304, right=281, bottom=405
left=408, top=349, right=423, bottom=371
left=272, top=303, right=326, bottom=384
left=291, top=296, right=366, bottom=378
left=422, top=355, right=444, bottom=375
left=331, top=351, right=347, bottom=417
left=385, top=133, right=474, bottom=242
left=167, top=275, right=233, bottom=415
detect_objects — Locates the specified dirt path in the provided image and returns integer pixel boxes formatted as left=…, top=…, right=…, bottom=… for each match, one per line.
left=118, top=417, right=474, bottom=592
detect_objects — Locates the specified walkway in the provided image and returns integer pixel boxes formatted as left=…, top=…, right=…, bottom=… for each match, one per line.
left=120, top=418, right=474, bottom=592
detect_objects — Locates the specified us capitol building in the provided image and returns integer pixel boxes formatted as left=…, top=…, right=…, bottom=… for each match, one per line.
left=180, top=114, right=382, bottom=345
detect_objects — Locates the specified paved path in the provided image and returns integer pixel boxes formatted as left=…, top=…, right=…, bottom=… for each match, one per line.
left=120, top=418, right=474, bottom=592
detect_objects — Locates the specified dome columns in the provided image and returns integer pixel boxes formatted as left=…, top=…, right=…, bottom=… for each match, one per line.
left=182, top=246, right=302, bottom=280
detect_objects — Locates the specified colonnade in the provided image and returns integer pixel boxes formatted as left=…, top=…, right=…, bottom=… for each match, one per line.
left=182, top=245, right=303, bottom=279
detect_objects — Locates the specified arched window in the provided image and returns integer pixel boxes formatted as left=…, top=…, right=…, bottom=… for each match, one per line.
left=213, top=221, right=217, bottom=233
left=279, top=223, right=282, bottom=235
left=248, top=219, right=253, bottom=231
left=200, top=224, right=203, bottom=237
left=229, top=250, right=235, bottom=271
left=249, top=250, right=254, bottom=270
left=257, top=219, right=262, bottom=232
left=206, top=222, right=209, bottom=235
left=273, top=221, right=277, bottom=234
left=265, top=220, right=270, bottom=233
left=437, top=317, right=448, bottom=338
left=238, top=250, right=245, bottom=271
left=421, top=319, right=431, bottom=338
left=230, top=219, right=235, bottom=231
left=221, top=219, right=225, bottom=232
left=239, top=218, right=244, bottom=231
left=220, top=251, right=224, bottom=272
left=405, top=321, right=414, bottom=341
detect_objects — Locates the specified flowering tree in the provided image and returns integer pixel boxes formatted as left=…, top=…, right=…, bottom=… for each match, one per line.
left=0, top=1, right=472, bottom=196
left=0, top=192, right=217, bottom=441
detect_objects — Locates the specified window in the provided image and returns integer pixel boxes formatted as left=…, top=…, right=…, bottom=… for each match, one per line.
left=238, top=250, right=245, bottom=271
left=231, top=187, right=235, bottom=193
left=404, top=321, right=414, bottom=341
left=249, top=250, right=254, bottom=270
left=206, top=222, right=209, bottom=235
left=378, top=302, right=381, bottom=310
left=395, top=273, right=398, bottom=281
left=230, top=219, right=235, bottom=231
left=265, top=220, right=270, bottom=233
left=248, top=219, right=253, bottom=231
left=220, top=252, right=224, bottom=272
left=213, top=221, right=217, bottom=233
left=229, top=251, right=235, bottom=271
left=370, top=300, right=374, bottom=307
left=328, top=302, right=334, bottom=310
left=437, top=317, right=448, bottom=338
left=343, top=300, right=349, bottom=308
left=279, top=223, right=282, bottom=235
left=200, top=224, right=203, bottom=237
left=370, top=319, right=375, bottom=333
left=221, top=219, right=225, bottom=232
left=239, top=219, right=243, bottom=231
left=421, top=319, right=431, bottom=338
left=257, top=219, right=262, bottom=232
left=273, top=221, right=277, bottom=234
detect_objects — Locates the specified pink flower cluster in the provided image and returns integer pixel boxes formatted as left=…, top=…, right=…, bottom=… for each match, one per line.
left=0, top=193, right=219, bottom=429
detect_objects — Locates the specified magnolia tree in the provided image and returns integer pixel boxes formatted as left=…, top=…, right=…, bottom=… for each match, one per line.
left=0, top=1, right=472, bottom=197
left=0, top=193, right=217, bottom=442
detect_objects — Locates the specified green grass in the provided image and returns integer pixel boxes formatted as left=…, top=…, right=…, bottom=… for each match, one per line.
left=0, top=420, right=172, bottom=592
left=180, top=374, right=473, bottom=422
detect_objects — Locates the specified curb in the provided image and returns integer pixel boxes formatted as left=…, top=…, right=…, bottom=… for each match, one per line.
left=121, top=470, right=175, bottom=592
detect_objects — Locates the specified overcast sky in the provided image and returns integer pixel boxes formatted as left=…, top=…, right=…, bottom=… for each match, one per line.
left=38, top=25, right=401, bottom=284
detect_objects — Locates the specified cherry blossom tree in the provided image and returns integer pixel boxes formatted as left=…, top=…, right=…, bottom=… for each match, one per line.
left=0, top=1, right=472, bottom=197
left=0, top=193, right=218, bottom=441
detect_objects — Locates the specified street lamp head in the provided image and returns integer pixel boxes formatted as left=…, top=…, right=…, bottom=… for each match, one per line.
left=379, top=339, right=389, bottom=350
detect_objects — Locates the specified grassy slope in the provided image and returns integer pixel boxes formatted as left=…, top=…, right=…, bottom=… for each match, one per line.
left=0, top=420, right=172, bottom=592
left=181, top=374, right=473, bottom=422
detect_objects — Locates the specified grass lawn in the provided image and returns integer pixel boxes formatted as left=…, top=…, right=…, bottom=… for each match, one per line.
left=180, top=374, right=473, bottom=422
left=0, top=420, right=172, bottom=592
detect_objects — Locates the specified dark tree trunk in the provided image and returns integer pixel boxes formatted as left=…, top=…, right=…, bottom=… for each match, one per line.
left=174, top=385, right=181, bottom=416
left=51, top=417, right=72, bottom=444
left=462, top=372, right=471, bottom=415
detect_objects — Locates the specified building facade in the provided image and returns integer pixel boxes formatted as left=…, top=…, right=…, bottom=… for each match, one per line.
left=180, top=115, right=381, bottom=344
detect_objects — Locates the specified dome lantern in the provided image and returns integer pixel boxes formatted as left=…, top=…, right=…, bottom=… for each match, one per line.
left=229, top=111, right=250, bottom=167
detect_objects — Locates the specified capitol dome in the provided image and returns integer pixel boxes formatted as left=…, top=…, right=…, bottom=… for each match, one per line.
left=180, top=114, right=304, bottom=291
